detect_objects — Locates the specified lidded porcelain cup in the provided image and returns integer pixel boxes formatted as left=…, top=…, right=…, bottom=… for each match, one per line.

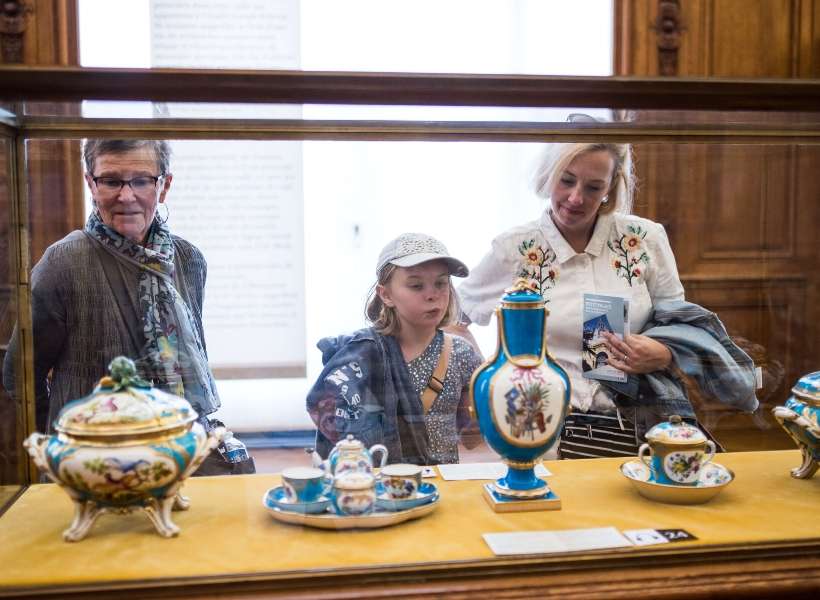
left=23, top=356, right=224, bottom=542
left=638, top=415, right=716, bottom=486
left=772, top=371, right=820, bottom=479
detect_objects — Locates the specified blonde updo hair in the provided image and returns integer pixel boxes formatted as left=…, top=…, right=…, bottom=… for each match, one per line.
left=365, top=263, right=460, bottom=336
left=533, top=142, right=634, bottom=215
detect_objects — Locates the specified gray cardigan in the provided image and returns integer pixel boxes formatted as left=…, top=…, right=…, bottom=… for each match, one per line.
left=2, top=230, right=209, bottom=432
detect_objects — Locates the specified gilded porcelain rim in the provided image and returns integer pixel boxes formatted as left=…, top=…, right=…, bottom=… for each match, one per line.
left=492, top=479, right=549, bottom=498
left=791, top=387, right=820, bottom=406
left=55, top=409, right=197, bottom=437
left=54, top=424, right=195, bottom=445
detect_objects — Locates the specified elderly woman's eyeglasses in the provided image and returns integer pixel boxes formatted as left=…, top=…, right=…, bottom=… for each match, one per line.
left=92, top=175, right=162, bottom=195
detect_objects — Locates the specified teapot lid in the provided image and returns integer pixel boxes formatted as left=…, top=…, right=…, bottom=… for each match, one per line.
left=644, top=415, right=707, bottom=445
left=334, top=434, right=365, bottom=451
left=791, top=371, right=820, bottom=404
left=500, top=279, right=546, bottom=308
left=55, top=357, right=197, bottom=437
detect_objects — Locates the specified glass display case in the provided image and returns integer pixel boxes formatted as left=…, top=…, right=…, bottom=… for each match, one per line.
left=0, top=66, right=819, bottom=598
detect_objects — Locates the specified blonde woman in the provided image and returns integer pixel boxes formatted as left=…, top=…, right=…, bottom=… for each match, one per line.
left=455, top=138, right=756, bottom=458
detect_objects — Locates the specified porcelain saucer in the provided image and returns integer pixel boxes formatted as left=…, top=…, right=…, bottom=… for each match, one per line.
left=375, top=481, right=438, bottom=512
left=620, top=459, right=734, bottom=505
left=263, top=486, right=331, bottom=514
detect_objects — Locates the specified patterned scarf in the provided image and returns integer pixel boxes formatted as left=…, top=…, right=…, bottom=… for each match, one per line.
left=85, top=211, right=220, bottom=414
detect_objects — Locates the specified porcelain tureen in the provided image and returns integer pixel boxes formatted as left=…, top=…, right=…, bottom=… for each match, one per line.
left=773, top=371, right=820, bottom=479
left=24, top=356, right=224, bottom=541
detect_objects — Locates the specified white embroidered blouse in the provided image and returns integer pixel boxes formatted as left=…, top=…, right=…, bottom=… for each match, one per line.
left=458, top=209, right=685, bottom=413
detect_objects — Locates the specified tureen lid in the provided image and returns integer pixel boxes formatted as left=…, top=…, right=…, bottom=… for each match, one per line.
left=55, top=356, right=197, bottom=437
left=644, top=415, right=707, bottom=445
left=791, top=371, right=820, bottom=404
left=501, top=279, right=546, bottom=307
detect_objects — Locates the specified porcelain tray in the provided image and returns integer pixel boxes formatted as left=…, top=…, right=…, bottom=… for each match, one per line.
left=264, top=494, right=439, bottom=530
left=620, top=459, right=734, bottom=505
left=263, top=481, right=440, bottom=529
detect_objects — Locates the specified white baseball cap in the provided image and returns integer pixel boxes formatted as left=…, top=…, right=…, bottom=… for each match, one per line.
left=376, top=233, right=469, bottom=277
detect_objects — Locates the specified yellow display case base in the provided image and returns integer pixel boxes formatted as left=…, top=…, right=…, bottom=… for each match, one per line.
left=482, top=483, right=562, bottom=512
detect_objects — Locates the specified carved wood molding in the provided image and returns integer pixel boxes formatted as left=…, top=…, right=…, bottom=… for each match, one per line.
left=0, top=1, right=32, bottom=64
left=652, top=0, right=685, bottom=76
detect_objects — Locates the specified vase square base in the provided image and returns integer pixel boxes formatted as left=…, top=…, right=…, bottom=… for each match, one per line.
left=482, top=483, right=561, bottom=513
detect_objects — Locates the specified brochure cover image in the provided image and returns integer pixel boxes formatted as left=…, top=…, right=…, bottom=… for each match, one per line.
left=582, top=293, right=629, bottom=383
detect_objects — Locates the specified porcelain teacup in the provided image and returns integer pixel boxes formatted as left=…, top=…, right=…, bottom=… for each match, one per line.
left=380, top=463, right=423, bottom=499
left=331, top=471, right=376, bottom=515
left=638, top=415, right=716, bottom=486
left=281, top=466, right=330, bottom=503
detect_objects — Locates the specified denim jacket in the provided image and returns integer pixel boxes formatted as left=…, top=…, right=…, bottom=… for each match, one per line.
left=305, top=328, right=432, bottom=464
left=603, top=300, right=759, bottom=432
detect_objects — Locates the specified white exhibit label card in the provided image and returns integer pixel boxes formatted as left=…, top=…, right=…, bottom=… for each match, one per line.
left=437, top=462, right=551, bottom=481
left=483, top=527, right=632, bottom=556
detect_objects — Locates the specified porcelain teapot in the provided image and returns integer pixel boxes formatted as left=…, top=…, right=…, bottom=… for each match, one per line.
left=311, top=434, right=388, bottom=478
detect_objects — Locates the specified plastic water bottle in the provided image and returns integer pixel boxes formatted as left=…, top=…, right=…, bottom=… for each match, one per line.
left=219, top=430, right=250, bottom=463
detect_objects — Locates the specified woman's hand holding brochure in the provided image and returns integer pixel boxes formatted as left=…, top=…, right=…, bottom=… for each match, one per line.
left=602, top=331, right=673, bottom=375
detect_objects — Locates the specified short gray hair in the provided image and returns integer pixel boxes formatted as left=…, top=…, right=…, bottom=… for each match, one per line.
left=83, top=140, right=172, bottom=175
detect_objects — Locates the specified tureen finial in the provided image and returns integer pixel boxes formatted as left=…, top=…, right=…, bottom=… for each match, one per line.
left=102, top=356, right=150, bottom=391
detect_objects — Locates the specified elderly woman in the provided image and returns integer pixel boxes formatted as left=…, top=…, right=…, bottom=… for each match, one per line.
left=3, top=140, right=250, bottom=473
left=454, top=138, right=758, bottom=458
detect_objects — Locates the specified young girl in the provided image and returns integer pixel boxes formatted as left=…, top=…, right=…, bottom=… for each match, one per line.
left=306, top=233, right=483, bottom=465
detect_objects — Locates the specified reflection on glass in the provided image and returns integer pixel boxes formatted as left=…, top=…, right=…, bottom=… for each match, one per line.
left=1, top=139, right=814, bottom=478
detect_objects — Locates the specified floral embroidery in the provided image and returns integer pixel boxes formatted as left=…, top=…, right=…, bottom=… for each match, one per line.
left=608, top=224, right=649, bottom=286
left=517, top=239, right=558, bottom=299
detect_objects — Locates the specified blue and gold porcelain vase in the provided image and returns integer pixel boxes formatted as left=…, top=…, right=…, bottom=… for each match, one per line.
left=470, top=281, right=571, bottom=506
left=772, top=371, right=820, bottom=479
left=23, top=357, right=224, bottom=541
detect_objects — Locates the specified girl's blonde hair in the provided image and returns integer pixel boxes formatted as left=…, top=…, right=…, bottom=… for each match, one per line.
left=533, top=142, right=634, bottom=215
left=365, top=263, right=460, bottom=335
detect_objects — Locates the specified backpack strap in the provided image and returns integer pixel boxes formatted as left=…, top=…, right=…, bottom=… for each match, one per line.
left=420, top=333, right=453, bottom=414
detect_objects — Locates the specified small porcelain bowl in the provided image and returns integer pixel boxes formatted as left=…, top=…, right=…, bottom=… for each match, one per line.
left=621, top=459, right=734, bottom=505
left=773, top=371, right=820, bottom=479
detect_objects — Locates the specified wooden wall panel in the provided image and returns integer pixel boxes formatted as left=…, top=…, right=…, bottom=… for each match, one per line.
left=702, top=145, right=795, bottom=258
left=709, top=0, right=794, bottom=77
left=616, top=0, right=820, bottom=78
